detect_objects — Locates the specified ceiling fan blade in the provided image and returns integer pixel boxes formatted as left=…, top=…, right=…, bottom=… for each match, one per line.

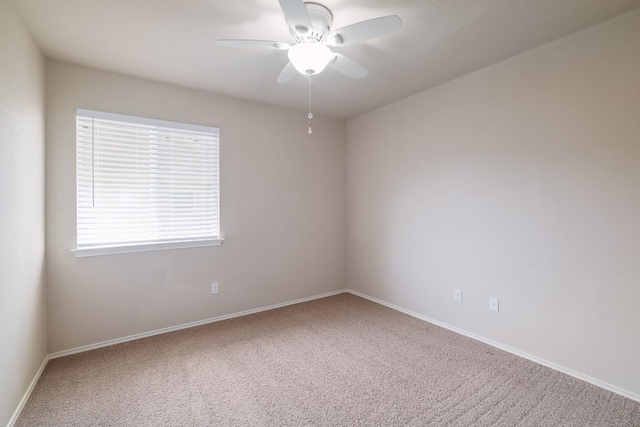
left=277, top=0, right=312, bottom=34
left=277, top=62, right=297, bottom=83
left=216, top=39, right=290, bottom=50
left=327, top=15, right=402, bottom=46
left=328, top=54, right=368, bottom=79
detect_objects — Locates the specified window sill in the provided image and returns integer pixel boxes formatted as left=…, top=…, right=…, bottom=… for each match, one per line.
left=71, top=238, right=224, bottom=258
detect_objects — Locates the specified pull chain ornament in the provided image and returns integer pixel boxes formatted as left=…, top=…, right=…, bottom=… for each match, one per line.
left=308, top=75, right=313, bottom=134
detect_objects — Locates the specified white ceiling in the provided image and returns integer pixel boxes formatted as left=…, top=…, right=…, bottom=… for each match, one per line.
left=11, top=0, right=640, bottom=119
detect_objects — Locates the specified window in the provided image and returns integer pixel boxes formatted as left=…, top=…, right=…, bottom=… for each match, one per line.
left=73, top=109, right=221, bottom=257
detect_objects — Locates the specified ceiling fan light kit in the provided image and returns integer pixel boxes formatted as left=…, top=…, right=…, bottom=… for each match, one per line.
left=217, top=0, right=402, bottom=132
left=288, top=43, right=334, bottom=75
left=287, top=2, right=334, bottom=76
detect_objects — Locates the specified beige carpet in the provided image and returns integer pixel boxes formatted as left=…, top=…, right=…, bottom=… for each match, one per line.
left=16, top=293, right=640, bottom=426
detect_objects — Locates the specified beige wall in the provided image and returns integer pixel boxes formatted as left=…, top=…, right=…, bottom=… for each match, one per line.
left=347, top=8, right=640, bottom=397
left=45, top=61, right=347, bottom=353
left=0, top=0, right=47, bottom=425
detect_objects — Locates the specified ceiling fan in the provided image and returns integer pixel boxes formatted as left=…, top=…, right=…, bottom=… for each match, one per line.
left=216, top=0, right=402, bottom=83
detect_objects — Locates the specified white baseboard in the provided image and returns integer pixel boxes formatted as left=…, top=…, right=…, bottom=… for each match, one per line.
left=49, top=289, right=348, bottom=359
left=7, top=355, right=49, bottom=427
left=347, top=289, right=640, bottom=404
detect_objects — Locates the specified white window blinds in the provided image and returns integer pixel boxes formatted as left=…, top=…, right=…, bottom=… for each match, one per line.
left=75, top=109, right=220, bottom=256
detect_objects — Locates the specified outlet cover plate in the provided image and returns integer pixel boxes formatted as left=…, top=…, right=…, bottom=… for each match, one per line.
left=211, top=282, right=219, bottom=294
left=489, top=297, right=499, bottom=312
left=454, top=289, right=462, bottom=303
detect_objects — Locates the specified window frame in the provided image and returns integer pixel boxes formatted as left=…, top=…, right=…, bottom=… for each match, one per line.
left=72, top=109, right=223, bottom=258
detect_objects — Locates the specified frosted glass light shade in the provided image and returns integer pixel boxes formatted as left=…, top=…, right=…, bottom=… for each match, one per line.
left=288, top=43, right=334, bottom=76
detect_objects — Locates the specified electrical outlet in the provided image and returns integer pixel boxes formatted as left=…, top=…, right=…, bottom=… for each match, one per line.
left=454, top=289, right=462, bottom=303
left=489, top=297, right=499, bottom=312
left=211, top=282, right=219, bottom=294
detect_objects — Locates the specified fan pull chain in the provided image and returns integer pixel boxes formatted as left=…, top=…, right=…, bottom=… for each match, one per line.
left=307, top=75, right=313, bottom=135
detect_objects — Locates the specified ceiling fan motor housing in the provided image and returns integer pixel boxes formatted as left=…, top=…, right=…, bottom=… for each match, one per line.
left=294, top=2, right=333, bottom=43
